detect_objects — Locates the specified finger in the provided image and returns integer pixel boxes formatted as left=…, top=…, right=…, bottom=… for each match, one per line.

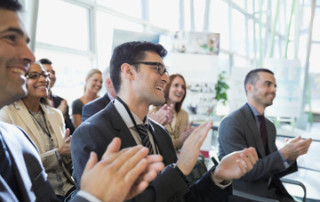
left=64, top=128, right=70, bottom=139
left=127, top=181, right=149, bottom=200
left=240, top=152, right=253, bottom=170
left=146, top=154, right=163, bottom=164
left=119, top=147, right=149, bottom=174
left=162, top=104, right=168, bottom=110
left=245, top=148, right=258, bottom=165
left=65, top=136, right=72, bottom=143
left=139, top=170, right=158, bottom=182
left=249, top=147, right=259, bottom=161
left=146, top=162, right=165, bottom=174
left=124, top=158, right=148, bottom=183
left=83, top=152, right=98, bottom=173
left=102, top=138, right=122, bottom=158
left=194, top=122, right=212, bottom=146
left=236, top=159, right=248, bottom=174
left=189, top=121, right=193, bottom=127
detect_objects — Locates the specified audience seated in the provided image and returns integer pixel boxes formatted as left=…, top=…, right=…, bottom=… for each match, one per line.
left=72, top=68, right=102, bottom=128
left=0, top=2, right=164, bottom=201
left=0, top=62, right=74, bottom=199
left=71, top=41, right=259, bottom=202
left=39, top=58, right=75, bottom=134
left=150, top=73, right=194, bottom=150
left=218, top=68, right=312, bottom=202
left=81, top=67, right=116, bottom=122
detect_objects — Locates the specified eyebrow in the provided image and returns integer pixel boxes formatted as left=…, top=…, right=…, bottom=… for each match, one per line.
left=0, top=27, right=30, bottom=43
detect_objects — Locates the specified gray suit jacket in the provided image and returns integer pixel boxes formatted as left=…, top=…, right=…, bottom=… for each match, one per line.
left=81, top=92, right=111, bottom=122
left=72, top=102, right=231, bottom=202
left=0, top=122, right=87, bottom=202
left=218, top=103, right=297, bottom=199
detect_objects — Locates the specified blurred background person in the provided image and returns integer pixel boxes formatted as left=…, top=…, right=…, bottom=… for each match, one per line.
left=0, top=62, right=74, bottom=199
left=39, top=58, right=75, bottom=134
left=81, top=67, right=116, bottom=122
left=72, top=68, right=102, bottom=128
left=150, top=73, right=194, bottom=150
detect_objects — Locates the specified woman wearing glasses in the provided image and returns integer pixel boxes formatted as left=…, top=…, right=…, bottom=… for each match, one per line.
left=71, top=68, right=102, bottom=128
left=150, top=73, right=195, bottom=150
left=0, top=62, right=74, bottom=199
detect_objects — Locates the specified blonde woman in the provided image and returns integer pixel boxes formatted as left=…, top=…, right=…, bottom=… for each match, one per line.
left=71, top=69, right=102, bottom=128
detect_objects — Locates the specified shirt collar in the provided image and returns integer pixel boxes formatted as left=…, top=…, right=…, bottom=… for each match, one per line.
left=113, top=99, right=148, bottom=128
left=247, top=102, right=263, bottom=116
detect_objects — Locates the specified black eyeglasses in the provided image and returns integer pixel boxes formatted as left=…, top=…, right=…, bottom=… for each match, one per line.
left=132, top=61, right=168, bottom=76
left=25, top=71, right=50, bottom=80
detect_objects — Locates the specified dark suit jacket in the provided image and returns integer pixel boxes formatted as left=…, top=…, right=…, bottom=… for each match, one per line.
left=52, top=94, right=75, bottom=134
left=72, top=102, right=231, bottom=202
left=81, top=92, right=111, bottom=122
left=218, top=104, right=297, bottom=199
left=0, top=122, right=87, bottom=202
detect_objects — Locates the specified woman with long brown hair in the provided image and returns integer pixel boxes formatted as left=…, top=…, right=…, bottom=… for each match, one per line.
left=151, top=73, right=194, bottom=150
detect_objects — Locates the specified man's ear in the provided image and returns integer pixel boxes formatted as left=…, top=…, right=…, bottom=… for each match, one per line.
left=121, top=63, right=134, bottom=80
left=246, top=83, right=253, bottom=94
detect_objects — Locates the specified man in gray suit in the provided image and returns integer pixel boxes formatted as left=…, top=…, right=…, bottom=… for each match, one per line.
left=0, top=1, right=164, bottom=201
left=218, top=68, right=312, bottom=201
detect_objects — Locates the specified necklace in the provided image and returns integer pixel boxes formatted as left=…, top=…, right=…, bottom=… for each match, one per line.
left=28, top=107, right=52, bottom=138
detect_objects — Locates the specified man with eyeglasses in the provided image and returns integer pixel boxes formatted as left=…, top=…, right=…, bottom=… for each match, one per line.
left=71, top=41, right=259, bottom=201
left=81, top=65, right=175, bottom=127
left=39, top=58, right=75, bottom=134
left=0, top=1, right=164, bottom=201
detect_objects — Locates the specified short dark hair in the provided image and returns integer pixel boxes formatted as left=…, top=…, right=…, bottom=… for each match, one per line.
left=38, top=58, right=52, bottom=65
left=0, top=0, right=22, bottom=11
left=110, top=41, right=167, bottom=93
left=164, top=74, right=186, bottom=112
left=244, top=68, right=274, bottom=94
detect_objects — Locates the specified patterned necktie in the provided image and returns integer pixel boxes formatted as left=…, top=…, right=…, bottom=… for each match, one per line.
left=257, top=115, right=268, bottom=150
left=136, top=124, right=154, bottom=154
left=0, top=132, right=21, bottom=200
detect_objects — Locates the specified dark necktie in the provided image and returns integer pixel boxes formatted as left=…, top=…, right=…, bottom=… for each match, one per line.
left=257, top=115, right=268, bottom=150
left=136, top=124, right=154, bottom=154
left=0, top=132, right=22, bottom=200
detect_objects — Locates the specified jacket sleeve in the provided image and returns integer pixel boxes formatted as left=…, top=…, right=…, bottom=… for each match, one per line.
left=218, top=115, right=290, bottom=182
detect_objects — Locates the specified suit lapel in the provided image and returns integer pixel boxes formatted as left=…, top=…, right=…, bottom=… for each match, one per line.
left=107, top=103, right=137, bottom=148
left=1, top=126, right=36, bottom=201
left=14, top=100, right=44, bottom=152
left=243, top=104, right=266, bottom=157
left=148, top=119, right=177, bottom=165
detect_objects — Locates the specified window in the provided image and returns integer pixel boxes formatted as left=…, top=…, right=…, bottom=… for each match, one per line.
left=37, top=0, right=90, bottom=51
left=96, top=11, right=144, bottom=69
left=96, top=0, right=142, bottom=18
left=149, top=0, right=180, bottom=31
left=208, top=0, right=229, bottom=49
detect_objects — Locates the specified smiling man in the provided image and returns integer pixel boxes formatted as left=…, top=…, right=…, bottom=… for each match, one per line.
left=71, top=41, right=259, bottom=202
left=218, top=68, right=312, bottom=201
left=0, top=1, right=165, bottom=201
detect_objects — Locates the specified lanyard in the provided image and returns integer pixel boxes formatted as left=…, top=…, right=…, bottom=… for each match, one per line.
left=28, top=107, right=52, bottom=138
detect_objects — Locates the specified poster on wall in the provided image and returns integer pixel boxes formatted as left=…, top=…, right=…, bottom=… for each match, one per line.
left=170, top=31, right=220, bottom=55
